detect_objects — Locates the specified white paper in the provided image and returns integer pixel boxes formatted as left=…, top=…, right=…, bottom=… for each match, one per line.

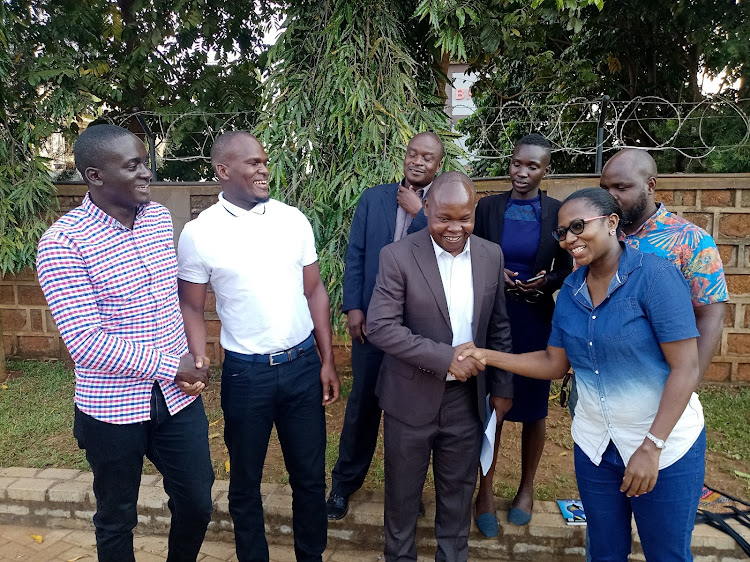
left=480, top=395, right=497, bottom=476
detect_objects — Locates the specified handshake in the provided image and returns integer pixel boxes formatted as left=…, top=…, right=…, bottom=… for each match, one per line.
left=449, top=342, right=488, bottom=382
left=174, top=353, right=211, bottom=396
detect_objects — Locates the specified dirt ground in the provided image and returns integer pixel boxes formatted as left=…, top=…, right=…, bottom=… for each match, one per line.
left=200, top=367, right=750, bottom=503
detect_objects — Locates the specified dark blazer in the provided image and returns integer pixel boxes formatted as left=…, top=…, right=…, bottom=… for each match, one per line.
left=366, top=229, right=513, bottom=427
left=474, top=190, right=573, bottom=317
left=342, top=183, right=427, bottom=315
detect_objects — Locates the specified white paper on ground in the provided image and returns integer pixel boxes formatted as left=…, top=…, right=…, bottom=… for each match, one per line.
left=480, top=394, right=497, bottom=476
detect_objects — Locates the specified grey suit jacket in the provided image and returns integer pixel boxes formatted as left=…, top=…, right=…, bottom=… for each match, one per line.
left=367, top=228, right=513, bottom=427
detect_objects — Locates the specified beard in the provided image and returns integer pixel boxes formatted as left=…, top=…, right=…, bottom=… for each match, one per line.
left=621, top=189, right=649, bottom=226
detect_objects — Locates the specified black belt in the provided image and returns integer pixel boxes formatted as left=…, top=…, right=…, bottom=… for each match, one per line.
left=224, top=334, right=315, bottom=366
left=446, top=379, right=465, bottom=389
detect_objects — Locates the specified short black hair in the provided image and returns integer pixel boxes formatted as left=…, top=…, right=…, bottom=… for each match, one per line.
left=74, top=124, right=138, bottom=177
left=563, top=187, right=624, bottom=235
left=210, top=131, right=258, bottom=169
left=515, top=133, right=552, bottom=151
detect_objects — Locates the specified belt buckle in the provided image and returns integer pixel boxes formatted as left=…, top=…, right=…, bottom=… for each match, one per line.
left=269, top=351, right=286, bottom=366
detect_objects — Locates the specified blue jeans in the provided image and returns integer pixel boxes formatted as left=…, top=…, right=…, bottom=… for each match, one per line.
left=74, top=385, right=214, bottom=562
left=575, top=429, right=706, bottom=561
left=221, top=349, right=327, bottom=562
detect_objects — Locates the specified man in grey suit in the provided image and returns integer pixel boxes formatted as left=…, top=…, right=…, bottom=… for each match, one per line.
left=367, top=171, right=513, bottom=562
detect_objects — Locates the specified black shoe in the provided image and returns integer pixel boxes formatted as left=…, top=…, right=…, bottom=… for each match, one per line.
left=418, top=499, right=426, bottom=518
left=326, top=492, right=349, bottom=520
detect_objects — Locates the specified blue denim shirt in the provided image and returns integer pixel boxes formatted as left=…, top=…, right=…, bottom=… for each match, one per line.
left=549, top=244, right=703, bottom=468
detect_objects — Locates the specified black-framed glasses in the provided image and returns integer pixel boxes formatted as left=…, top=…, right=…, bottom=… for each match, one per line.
left=552, top=215, right=608, bottom=242
left=560, top=372, right=571, bottom=408
left=507, top=285, right=544, bottom=304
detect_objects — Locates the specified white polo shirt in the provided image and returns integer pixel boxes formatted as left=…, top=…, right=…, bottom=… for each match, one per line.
left=177, top=194, right=317, bottom=355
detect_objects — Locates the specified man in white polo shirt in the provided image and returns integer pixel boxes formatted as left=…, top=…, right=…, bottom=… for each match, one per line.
left=177, top=131, right=340, bottom=562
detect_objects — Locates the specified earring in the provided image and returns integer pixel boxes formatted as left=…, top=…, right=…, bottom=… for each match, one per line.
left=609, top=229, right=616, bottom=236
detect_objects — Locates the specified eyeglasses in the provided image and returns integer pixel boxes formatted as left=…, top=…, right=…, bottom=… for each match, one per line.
left=559, top=372, right=571, bottom=408
left=507, top=285, right=544, bottom=304
left=552, top=215, right=608, bottom=242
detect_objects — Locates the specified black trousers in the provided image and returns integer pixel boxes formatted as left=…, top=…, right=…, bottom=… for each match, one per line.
left=74, top=386, right=214, bottom=562
left=330, top=338, right=384, bottom=497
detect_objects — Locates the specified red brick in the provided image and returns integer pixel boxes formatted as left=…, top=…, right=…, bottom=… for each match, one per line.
left=17, top=335, right=58, bottom=358
left=3, top=334, right=15, bottom=357
left=655, top=190, right=674, bottom=206
left=683, top=212, right=711, bottom=232
left=30, top=309, right=42, bottom=332
left=1, top=309, right=28, bottom=332
left=716, top=244, right=736, bottom=266
left=704, top=362, right=730, bottom=382
left=719, top=213, right=750, bottom=238
left=701, top=190, right=733, bottom=207
left=3, top=268, right=36, bottom=281
left=727, top=333, right=750, bottom=355
left=204, top=291, right=216, bottom=313
left=725, top=274, right=750, bottom=295
left=724, top=302, right=735, bottom=328
left=681, top=190, right=696, bottom=206
left=744, top=305, right=750, bottom=329
left=742, top=190, right=750, bottom=208
left=205, top=319, right=222, bottom=338
left=45, top=310, right=59, bottom=334
left=736, top=363, right=750, bottom=382
left=0, top=285, right=14, bottom=305
left=17, top=285, right=47, bottom=306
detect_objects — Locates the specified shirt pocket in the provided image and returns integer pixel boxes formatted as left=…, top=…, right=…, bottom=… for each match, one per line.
left=600, top=297, right=641, bottom=341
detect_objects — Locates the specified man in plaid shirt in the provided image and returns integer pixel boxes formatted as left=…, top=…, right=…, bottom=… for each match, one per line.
left=37, top=124, right=214, bottom=561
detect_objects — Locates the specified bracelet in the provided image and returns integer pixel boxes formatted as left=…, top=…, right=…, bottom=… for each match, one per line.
left=645, top=432, right=665, bottom=449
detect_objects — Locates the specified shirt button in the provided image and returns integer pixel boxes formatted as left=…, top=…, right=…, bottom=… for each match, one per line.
left=592, top=315, right=596, bottom=319
left=608, top=423, right=613, bottom=427
left=589, top=342, right=593, bottom=346
left=601, top=397, right=605, bottom=401
left=595, top=370, right=599, bottom=374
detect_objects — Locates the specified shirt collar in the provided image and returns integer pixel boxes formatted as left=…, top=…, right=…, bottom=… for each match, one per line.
left=430, top=235, right=471, bottom=260
left=81, top=192, right=147, bottom=231
left=626, top=202, right=667, bottom=238
left=219, top=192, right=267, bottom=216
left=400, top=179, right=432, bottom=200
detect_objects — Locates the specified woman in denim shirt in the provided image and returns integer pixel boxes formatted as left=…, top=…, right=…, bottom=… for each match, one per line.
left=461, top=188, right=705, bottom=561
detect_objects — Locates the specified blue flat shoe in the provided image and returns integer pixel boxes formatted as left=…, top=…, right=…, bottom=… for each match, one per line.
left=474, top=512, right=499, bottom=538
left=508, top=506, right=532, bottom=526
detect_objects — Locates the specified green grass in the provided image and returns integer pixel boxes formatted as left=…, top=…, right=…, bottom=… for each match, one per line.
left=0, top=359, right=87, bottom=469
left=701, top=386, right=750, bottom=461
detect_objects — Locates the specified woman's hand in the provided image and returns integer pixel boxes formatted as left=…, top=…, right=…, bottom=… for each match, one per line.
left=516, top=270, right=547, bottom=292
left=458, top=347, right=488, bottom=365
left=621, top=440, right=661, bottom=497
left=504, top=268, right=519, bottom=289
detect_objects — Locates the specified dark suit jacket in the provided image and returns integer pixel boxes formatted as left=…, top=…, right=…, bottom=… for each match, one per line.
left=474, top=190, right=573, bottom=318
left=366, top=229, right=513, bottom=427
left=342, top=183, right=427, bottom=315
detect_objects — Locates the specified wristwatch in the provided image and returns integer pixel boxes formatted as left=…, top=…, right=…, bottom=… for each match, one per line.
left=645, top=432, right=665, bottom=449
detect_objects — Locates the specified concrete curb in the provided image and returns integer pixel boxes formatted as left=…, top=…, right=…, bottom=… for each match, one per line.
left=0, top=467, right=748, bottom=561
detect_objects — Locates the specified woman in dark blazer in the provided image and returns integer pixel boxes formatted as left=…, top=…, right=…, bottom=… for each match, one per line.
left=472, top=134, right=573, bottom=535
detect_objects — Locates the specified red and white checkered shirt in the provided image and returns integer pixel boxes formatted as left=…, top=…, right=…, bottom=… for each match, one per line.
left=37, top=194, right=193, bottom=424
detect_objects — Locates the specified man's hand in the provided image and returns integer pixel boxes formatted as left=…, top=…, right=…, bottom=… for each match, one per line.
left=176, top=354, right=210, bottom=396
left=397, top=185, right=423, bottom=217
left=490, top=395, right=513, bottom=423
left=320, top=362, right=340, bottom=406
left=457, top=346, right=487, bottom=365
left=449, top=342, right=484, bottom=382
left=347, top=309, right=367, bottom=344
left=621, top=440, right=661, bottom=497
left=175, top=353, right=210, bottom=390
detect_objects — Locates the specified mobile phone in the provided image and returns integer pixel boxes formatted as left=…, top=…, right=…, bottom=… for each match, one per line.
left=523, top=274, right=545, bottom=283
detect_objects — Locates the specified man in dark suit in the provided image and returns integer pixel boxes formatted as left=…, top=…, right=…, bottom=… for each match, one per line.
left=327, top=132, right=444, bottom=520
left=367, top=172, right=513, bottom=562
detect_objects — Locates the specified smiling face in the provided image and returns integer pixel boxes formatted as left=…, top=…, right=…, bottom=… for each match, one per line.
left=557, top=198, right=618, bottom=267
left=424, top=175, right=476, bottom=256
left=403, top=133, right=443, bottom=189
left=509, top=143, right=550, bottom=199
left=215, top=134, right=270, bottom=210
left=86, top=133, right=152, bottom=227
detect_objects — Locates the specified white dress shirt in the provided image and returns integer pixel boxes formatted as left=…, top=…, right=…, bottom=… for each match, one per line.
left=431, top=237, right=474, bottom=380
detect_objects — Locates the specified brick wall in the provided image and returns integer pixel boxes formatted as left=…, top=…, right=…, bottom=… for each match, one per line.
left=3, top=175, right=750, bottom=382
